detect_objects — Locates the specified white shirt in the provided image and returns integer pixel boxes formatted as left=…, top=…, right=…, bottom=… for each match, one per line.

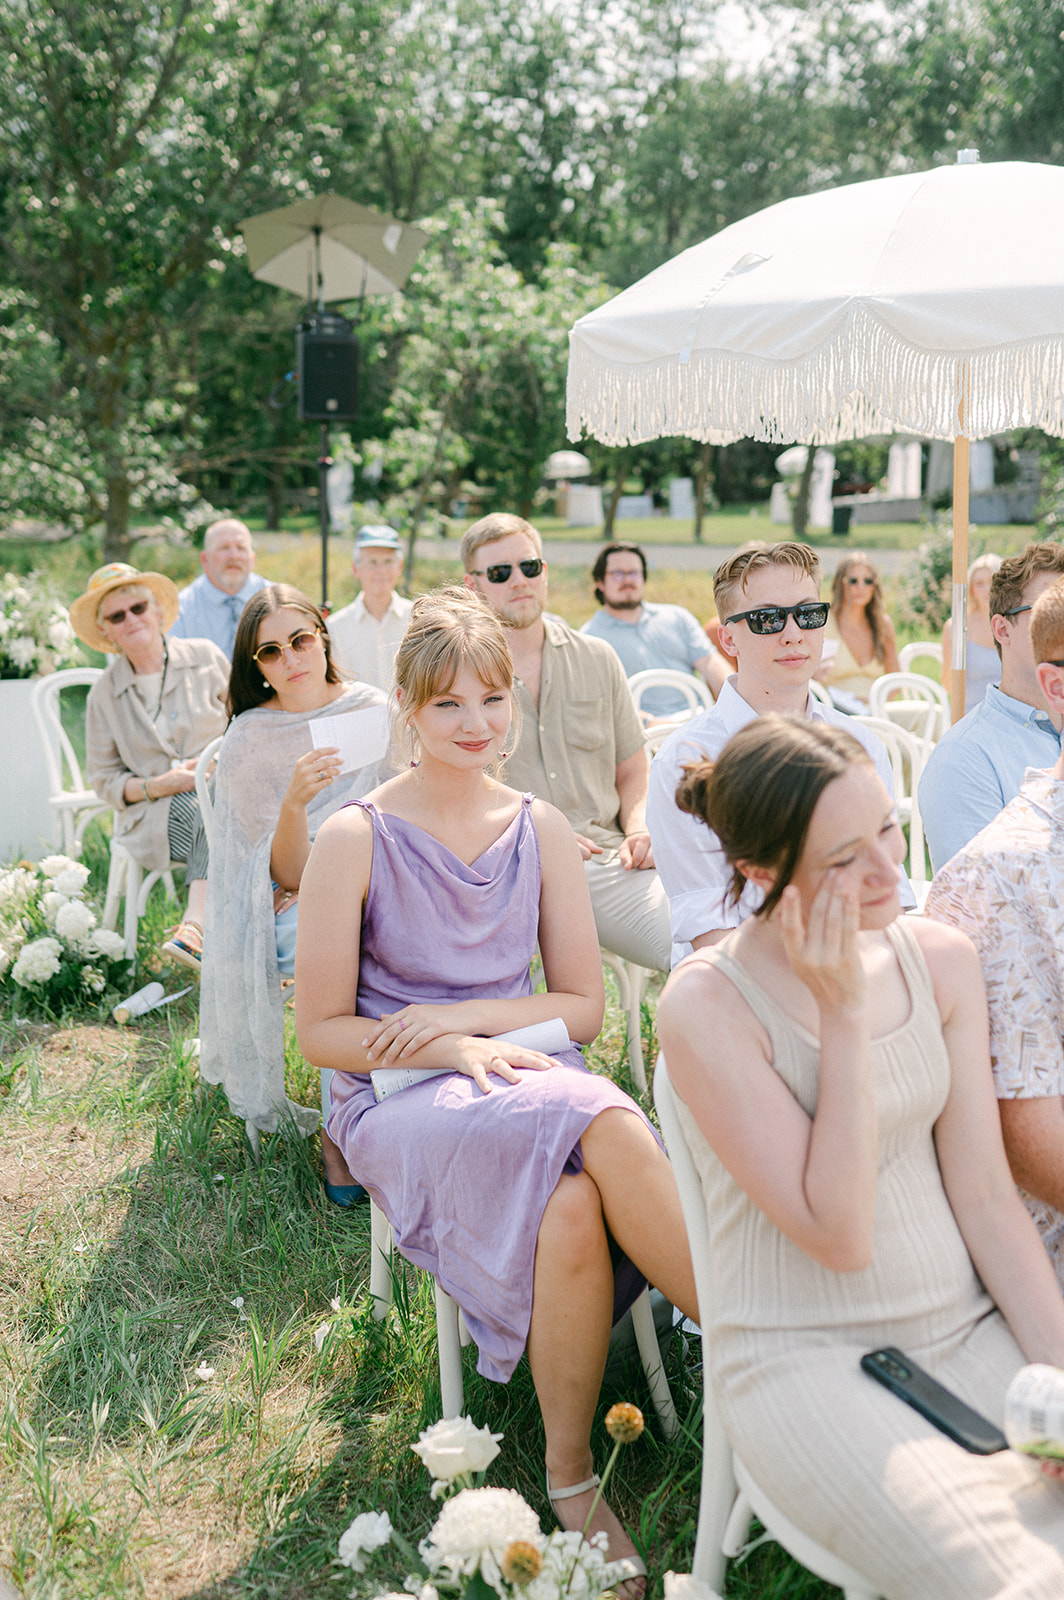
left=646, top=676, right=914, bottom=966
left=327, top=591, right=413, bottom=690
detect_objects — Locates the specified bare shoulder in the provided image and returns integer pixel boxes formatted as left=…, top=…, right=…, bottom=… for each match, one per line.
left=658, top=949, right=773, bottom=1092
left=660, top=950, right=745, bottom=1024
left=314, top=799, right=374, bottom=854
left=901, top=913, right=984, bottom=1010
left=529, top=796, right=581, bottom=850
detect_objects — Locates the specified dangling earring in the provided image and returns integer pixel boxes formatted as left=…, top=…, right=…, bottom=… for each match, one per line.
left=409, top=729, right=422, bottom=768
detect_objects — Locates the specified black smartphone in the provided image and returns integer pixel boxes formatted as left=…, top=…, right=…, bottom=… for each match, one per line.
left=861, top=1346, right=1008, bottom=1454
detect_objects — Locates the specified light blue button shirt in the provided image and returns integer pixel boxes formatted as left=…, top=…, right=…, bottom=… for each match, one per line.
left=580, top=603, right=713, bottom=716
left=169, top=572, right=270, bottom=658
left=918, top=683, right=1062, bottom=871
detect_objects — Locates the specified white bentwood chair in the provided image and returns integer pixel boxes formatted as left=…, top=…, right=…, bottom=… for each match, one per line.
left=628, top=668, right=713, bottom=724
left=869, top=672, right=949, bottom=745
left=368, top=1197, right=679, bottom=1437
left=32, top=668, right=181, bottom=959
left=898, top=640, right=944, bottom=675
left=851, top=714, right=929, bottom=905
left=652, top=1053, right=882, bottom=1598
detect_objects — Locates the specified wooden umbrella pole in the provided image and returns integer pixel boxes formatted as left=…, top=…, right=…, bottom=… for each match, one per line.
left=950, top=363, right=971, bottom=724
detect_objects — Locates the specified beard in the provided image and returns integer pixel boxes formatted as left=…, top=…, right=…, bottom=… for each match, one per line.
left=497, top=594, right=545, bottom=629
left=607, top=597, right=642, bottom=612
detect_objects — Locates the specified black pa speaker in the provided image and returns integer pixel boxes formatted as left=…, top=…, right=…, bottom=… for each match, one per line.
left=297, top=312, right=359, bottom=422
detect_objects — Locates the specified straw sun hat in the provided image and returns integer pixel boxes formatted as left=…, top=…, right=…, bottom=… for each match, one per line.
left=69, top=563, right=181, bottom=653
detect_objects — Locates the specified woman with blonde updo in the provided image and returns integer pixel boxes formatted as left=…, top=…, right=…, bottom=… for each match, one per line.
left=942, top=553, right=1003, bottom=713
left=296, top=587, right=695, bottom=1588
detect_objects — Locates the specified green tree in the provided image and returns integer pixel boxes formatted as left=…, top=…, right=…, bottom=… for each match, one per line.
left=0, top=0, right=381, bottom=560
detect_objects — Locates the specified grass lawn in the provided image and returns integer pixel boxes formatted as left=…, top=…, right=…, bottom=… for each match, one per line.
left=0, top=828, right=837, bottom=1599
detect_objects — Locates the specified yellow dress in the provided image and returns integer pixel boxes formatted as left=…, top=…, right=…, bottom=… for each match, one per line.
left=821, top=615, right=885, bottom=703
left=676, top=917, right=1064, bottom=1599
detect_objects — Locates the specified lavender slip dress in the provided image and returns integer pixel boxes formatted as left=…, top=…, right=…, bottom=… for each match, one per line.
left=326, top=795, right=650, bottom=1381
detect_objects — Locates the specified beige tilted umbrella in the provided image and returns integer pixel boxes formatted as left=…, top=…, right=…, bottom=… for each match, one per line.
left=240, top=193, right=427, bottom=305
left=567, top=154, right=1064, bottom=719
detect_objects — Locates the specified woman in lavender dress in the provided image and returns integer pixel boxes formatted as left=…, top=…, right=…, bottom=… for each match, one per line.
left=296, top=588, right=696, bottom=1584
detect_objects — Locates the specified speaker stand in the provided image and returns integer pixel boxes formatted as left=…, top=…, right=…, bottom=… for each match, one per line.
left=317, top=422, right=332, bottom=611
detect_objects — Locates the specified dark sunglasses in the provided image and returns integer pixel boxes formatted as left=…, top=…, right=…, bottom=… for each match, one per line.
left=104, top=599, right=151, bottom=626
left=724, top=600, right=830, bottom=635
left=846, top=576, right=875, bottom=586
left=469, top=558, right=544, bottom=584
left=252, top=628, right=321, bottom=666
left=1001, top=604, right=1032, bottom=618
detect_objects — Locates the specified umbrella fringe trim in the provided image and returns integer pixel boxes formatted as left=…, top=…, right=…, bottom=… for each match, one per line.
left=566, top=314, right=1064, bottom=446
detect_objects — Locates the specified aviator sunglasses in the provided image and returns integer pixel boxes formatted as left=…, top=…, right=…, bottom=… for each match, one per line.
left=252, top=628, right=322, bottom=667
left=469, top=558, right=544, bottom=584
left=104, top=599, right=151, bottom=626
left=724, top=600, right=830, bottom=635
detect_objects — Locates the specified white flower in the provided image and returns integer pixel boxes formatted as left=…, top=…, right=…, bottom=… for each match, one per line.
left=12, top=936, right=62, bottom=986
left=402, top=1582, right=439, bottom=1600
left=330, top=1296, right=342, bottom=1312
left=421, top=1487, right=541, bottom=1590
left=39, top=855, right=79, bottom=878
left=337, top=1510, right=394, bottom=1571
left=41, top=891, right=70, bottom=925
left=0, top=948, right=10, bottom=978
left=411, top=1416, right=503, bottom=1491
left=81, top=965, right=106, bottom=994
left=0, top=867, right=36, bottom=908
left=231, top=1296, right=248, bottom=1320
left=8, top=636, right=38, bottom=670
left=88, top=927, right=126, bottom=960
left=524, top=1529, right=623, bottom=1600
left=73, top=1243, right=87, bottom=1254
left=662, top=1574, right=723, bottom=1600
left=314, top=1321, right=332, bottom=1352
left=52, top=864, right=91, bottom=896
left=54, top=898, right=96, bottom=944
left=194, top=1361, right=215, bottom=1381
left=48, top=615, right=75, bottom=654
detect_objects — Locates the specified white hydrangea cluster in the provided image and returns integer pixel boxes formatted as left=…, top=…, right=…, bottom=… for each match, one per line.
left=0, top=572, right=81, bottom=678
left=523, top=1530, right=622, bottom=1600
left=12, top=936, right=63, bottom=986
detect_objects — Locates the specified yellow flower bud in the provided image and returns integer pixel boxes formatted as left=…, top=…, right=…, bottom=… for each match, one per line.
left=501, top=1540, right=543, bottom=1585
left=604, top=1402, right=645, bottom=1444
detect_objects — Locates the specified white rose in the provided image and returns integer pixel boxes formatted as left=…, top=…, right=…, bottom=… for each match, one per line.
left=41, top=891, right=69, bottom=926
left=336, top=1510, right=394, bottom=1572
left=12, top=936, right=62, bottom=986
left=411, top=1416, right=503, bottom=1486
left=53, top=865, right=91, bottom=896
left=88, top=928, right=126, bottom=960
left=39, top=855, right=79, bottom=879
left=55, top=899, right=96, bottom=943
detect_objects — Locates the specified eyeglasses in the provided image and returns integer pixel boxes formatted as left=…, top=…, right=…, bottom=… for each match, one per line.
left=252, top=629, right=321, bottom=666
left=1001, top=604, right=1032, bottom=618
left=104, top=599, right=151, bottom=626
left=846, top=576, right=875, bottom=587
left=469, top=559, right=544, bottom=584
left=723, top=601, right=830, bottom=635
left=606, top=568, right=644, bottom=581
left=1044, top=659, right=1064, bottom=668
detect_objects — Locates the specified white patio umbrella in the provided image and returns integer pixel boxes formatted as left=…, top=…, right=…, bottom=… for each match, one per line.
left=567, top=155, right=1064, bottom=718
left=240, top=193, right=428, bottom=306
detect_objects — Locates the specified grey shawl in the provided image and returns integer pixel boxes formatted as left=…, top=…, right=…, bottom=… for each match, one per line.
left=199, top=684, right=387, bottom=1133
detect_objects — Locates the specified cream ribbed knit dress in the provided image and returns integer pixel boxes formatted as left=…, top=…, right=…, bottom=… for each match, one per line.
left=676, top=917, right=1064, bottom=1598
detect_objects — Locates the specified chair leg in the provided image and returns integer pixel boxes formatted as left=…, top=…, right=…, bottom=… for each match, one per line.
left=123, top=856, right=143, bottom=961
left=720, top=1487, right=752, bottom=1560
left=435, top=1281, right=465, bottom=1418
left=623, top=961, right=649, bottom=1092
left=369, top=1200, right=393, bottom=1320
left=630, top=1288, right=679, bottom=1441
left=102, top=844, right=126, bottom=933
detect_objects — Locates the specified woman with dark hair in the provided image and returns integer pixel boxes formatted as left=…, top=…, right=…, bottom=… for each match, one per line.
left=817, top=551, right=900, bottom=705
left=296, top=587, right=696, bottom=1587
left=657, top=714, right=1064, bottom=1599
left=199, top=585, right=387, bottom=1200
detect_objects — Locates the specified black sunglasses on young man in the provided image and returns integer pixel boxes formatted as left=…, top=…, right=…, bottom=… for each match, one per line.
left=468, top=558, right=544, bottom=585
left=723, top=600, right=830, bottom=635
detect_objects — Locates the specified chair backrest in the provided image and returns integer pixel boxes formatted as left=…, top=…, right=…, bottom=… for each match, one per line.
left=807, top=678, right=834, bottom=708
left=868, top=672, right=949, bottom=744
left=898, top=640, right=943, bottom=673
left=851, top=714, right=928, bottom=890
left=644, top=720, right=686, bottom=754
left=194, top=734, right=225, bottom=849
left=628, top=668, right=713, bottom=719
left=31, top=668, right=103, bottom=799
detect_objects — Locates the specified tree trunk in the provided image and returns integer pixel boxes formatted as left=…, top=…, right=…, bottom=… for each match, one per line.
left=602, top=450, right=629, bottom=539
left=791, top=446, right=816, bottom=540
left=693, top=440, right=714, bottom=541
left=102, top=471, right=133, bottom=565
left=265, top=463, right=285, bottom=531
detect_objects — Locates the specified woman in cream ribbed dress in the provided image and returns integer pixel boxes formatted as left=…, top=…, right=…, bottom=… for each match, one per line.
left=657, top=714, right=1064, bottom=1600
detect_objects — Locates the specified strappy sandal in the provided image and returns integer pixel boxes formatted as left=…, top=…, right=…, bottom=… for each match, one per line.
left=545, top=1472, right=647, bottom=1592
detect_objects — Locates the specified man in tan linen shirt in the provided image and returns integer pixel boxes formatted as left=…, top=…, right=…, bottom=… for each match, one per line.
left=461, top=513, right=671, bottom=973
